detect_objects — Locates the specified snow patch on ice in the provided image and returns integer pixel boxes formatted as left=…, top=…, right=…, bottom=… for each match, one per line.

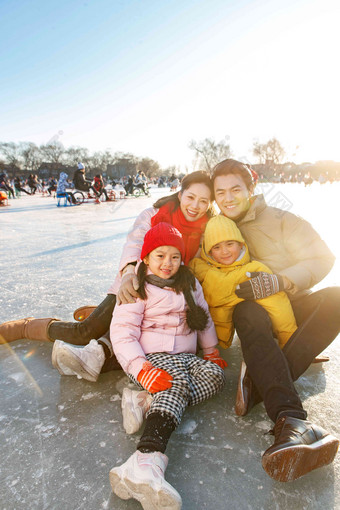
left=255, top=420, right=270, bottom=431
left=178, top=420, right=198, bottom=435
left=9, top=372, right=25, bottom=383
left=80, top=392, right=101, bottom=400
left=35, top=423, right=60, bottom=437
left=110, top=394, right=121, bottom=402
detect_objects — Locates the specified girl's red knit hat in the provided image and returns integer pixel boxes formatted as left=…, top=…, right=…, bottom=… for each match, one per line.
left=141, top=222, right=185, bottom=260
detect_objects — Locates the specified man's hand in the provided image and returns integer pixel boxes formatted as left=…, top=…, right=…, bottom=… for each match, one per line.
left=235, top=271, right=284, bottom=300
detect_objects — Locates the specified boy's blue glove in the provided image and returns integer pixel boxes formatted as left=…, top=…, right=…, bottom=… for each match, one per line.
left=235, top=272, right=284, bottom=300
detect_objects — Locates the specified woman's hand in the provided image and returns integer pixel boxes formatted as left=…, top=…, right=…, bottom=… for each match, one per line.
left=117, top=267, right=140, bottom=304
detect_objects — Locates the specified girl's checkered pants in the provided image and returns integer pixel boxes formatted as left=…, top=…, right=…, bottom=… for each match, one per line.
left=128, top=352, right=226, bottom=427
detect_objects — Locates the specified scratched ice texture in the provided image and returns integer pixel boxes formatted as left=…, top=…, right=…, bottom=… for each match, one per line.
left=0, top=182, right=339, bottom=510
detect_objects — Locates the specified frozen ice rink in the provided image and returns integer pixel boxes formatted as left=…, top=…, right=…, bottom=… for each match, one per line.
left=1, top=183, right=339, bottom=510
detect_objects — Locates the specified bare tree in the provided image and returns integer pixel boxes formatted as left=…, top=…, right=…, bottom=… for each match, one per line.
left=162, top=165, right=180, bottom=178
left=189, top=137, right=232, bottom=174
left=19, top=142, right=43, bottom=173
left=0, top=142, right=22, bottom=174
left=64, top=146, right=89, bottom=167
left=253, top=137, right=285, bottom=168
left=85, top=150, right=116, bottom=175
left=40, top=141, right=65, bottom=172
left=137, top=157, right=161, bottom=178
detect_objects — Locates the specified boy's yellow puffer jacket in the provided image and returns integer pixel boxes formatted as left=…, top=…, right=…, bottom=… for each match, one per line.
left=189, top=232, right=297, bottom=349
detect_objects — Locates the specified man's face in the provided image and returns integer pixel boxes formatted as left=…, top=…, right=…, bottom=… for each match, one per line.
left=214, top=174, right=252, bottom=221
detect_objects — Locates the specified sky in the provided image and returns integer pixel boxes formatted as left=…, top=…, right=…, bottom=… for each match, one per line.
left=1, top=0, right=339, bottom=171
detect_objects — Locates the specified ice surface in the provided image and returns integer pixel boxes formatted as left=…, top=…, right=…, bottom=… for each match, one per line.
left=0, top=183, right=339, bottom=510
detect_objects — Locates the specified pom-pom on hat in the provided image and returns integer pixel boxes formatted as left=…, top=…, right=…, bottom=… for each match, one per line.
left=204, top=215, right=245, bottom=254
left=141, top=222, right=185, bottom=261
left=78, top=162, right=85, bottom=170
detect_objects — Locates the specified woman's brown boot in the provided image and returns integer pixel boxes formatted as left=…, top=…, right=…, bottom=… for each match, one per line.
left=73, top=306, right=97, bottom=322
left=0, top=318, right=59, bottom=344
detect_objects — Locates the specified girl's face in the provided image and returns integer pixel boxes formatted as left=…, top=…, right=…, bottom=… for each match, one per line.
left=210, top=240, right=242, bottom=265
left=143, top=246, right=182, bottom=279
left=178, top=183, right=211, bottom=222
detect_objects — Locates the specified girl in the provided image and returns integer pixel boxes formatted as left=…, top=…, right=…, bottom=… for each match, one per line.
left=109, top=222, right=226, bottom=510
left=1, top=171, right=215, bottom=381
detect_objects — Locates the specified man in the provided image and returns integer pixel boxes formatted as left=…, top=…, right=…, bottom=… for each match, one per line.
left=212, top=158, right=339, bottom=482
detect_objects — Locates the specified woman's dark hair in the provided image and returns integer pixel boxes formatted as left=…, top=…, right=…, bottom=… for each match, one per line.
left=212, top=159, right=256, bottom=191
left=137, top=261, right=196, bottom=300
left=153, top=171, right=214, bottom=215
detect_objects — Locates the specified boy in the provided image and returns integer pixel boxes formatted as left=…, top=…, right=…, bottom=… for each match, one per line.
left=189, top=215, right=297, bottom=350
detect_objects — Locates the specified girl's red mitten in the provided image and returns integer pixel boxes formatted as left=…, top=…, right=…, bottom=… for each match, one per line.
left=137, top=361, right=173, bottom=393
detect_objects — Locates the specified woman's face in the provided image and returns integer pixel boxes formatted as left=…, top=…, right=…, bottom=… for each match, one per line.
left=178, top=183, right=211, bottom=222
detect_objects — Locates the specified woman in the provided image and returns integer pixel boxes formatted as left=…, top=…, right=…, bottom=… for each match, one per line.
left=1, top=171, right=215, bottom=378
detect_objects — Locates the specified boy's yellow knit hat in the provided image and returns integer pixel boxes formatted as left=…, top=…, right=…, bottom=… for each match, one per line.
left=204, top=216, right=245, bottom=254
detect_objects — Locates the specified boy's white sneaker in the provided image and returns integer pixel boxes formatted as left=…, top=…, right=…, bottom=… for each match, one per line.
left=122, top=388, right=152, bottom=434
left=53, top=339, right=105, bottom=382
left=109, top=450, right=182, bottom=510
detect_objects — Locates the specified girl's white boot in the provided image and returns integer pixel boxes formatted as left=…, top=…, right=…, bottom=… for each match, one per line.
left=109, top=450, right=182, bottom=510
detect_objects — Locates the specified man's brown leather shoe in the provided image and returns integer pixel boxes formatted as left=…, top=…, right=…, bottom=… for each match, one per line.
left=235, top=361, right=262, bottom=416
left=262, top=415, right=339, bottom=482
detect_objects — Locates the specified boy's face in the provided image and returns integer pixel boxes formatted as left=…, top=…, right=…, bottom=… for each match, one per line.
left=210, top=240, right=242, bottom=265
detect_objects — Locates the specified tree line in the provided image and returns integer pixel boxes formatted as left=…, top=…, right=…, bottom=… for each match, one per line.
left=0, top=141, right=178, bottom=179
left=189, top=137, right=340, bottom=180
left=1, top=138, right=339, bottom=181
